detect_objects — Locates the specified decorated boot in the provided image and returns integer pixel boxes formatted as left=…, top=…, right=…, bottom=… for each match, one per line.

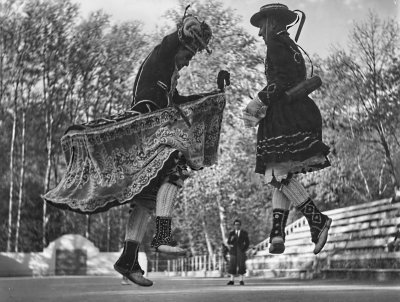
left=297, top=198, right=332, bottom=254
left=269, top=209, right=289, bottom=254
left=151, top=216, right=186, bottom=255
left=114, top=240, right=153, bottom=287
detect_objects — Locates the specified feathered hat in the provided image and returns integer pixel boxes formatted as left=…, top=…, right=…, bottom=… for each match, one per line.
left=177, top=5, right=212, bottom=54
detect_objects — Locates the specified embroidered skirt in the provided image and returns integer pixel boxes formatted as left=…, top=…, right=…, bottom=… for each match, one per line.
left=255, top=96, right=330, bottom=182
left=43, top=94, right=226, bottom=214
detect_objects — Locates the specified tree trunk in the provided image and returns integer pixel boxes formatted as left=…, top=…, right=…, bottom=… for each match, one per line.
left=187, top=226, right=196, bottom=256
left=356, top=155, right=371, bottom=198
left=119, top=207, right=124, bottom=249
left=85, top=214, right=91, bottom=240
left=6, top=109, right=17, bottom=252
left=378, top=161, right=386, bottom=197
left=52, top=154, right=59, bottom=185
left=216, top=194, right=228, bottom=243
left=201, top=217, right=214, bottom=256
left=377, top=124, right=400, bottom=193
left=349, top=119, right=371, bottom=199
left=106, top=211, right=111, bottom=252
left=15, top=108, right=26, bottom=252
left=43, top=112, right=53, bottom=249
left=183, top=195, right=196, bottom=255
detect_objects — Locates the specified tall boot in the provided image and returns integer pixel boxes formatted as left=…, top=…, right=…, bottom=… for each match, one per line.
left=297, top=198, right=332, bottom=254
left=269, top=209, right=289, bottom=254
left=114, top=240, right=153, bottom=287
left=134, top=247, right=145, bottom=275
left=151, top=216, right=186, bottom=255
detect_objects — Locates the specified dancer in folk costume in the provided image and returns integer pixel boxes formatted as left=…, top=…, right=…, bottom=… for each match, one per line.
left=44, top=9, right=229, bottom=286
left=243, top=3, right=332, bottom=255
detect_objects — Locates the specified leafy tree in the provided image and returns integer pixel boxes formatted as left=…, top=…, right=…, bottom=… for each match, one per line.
left=318, top=12, right=400, bottom=206
left=0, top=0, right=148, bottom=252
left=1, top=0, right=398, bottom=255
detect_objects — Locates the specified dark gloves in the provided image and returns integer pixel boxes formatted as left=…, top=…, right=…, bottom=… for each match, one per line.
left=217, top=70, right=230, bottom=92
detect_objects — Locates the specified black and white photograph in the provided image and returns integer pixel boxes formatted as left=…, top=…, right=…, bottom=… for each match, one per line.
left=0, top=0, right=399, bottom=301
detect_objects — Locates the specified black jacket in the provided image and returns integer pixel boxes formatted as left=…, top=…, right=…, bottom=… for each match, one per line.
left=131, top=30, right=198, bottom=111
left=227, top=229, right=250, bottom=255
left=258, top=31, right=307, bottom=106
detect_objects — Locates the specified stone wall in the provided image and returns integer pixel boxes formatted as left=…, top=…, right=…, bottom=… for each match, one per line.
left=0, top=234, right=147, bottom=277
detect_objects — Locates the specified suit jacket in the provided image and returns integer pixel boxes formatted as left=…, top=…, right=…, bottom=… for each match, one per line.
left=227, top=229, right=250, bottom=256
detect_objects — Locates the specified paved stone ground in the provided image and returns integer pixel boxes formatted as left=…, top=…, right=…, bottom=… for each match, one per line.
left=1, top=276, right=399, bottom=302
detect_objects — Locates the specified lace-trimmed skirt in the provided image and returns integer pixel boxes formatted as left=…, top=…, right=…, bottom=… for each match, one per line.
left=255, top=96, right=330, bottom=182
left=43, top=94, right=226, bottom=214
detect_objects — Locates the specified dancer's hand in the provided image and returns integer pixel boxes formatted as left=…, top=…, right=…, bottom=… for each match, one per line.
left=241, top=96, right=268, bottom=128
left=245, top=96, right=267, bottom=119
left=217, top=70, right=231, bottom=92
left=241, top=110, right=260, bottom=128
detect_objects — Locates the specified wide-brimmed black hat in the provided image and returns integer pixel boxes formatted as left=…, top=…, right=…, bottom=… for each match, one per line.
left=250, top=3, right=297, bottom=28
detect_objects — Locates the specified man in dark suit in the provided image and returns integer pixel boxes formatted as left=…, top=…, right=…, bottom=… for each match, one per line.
left=227, top=219, right=250, bottom=285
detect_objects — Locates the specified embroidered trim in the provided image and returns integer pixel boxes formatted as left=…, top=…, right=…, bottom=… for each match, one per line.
left=258, top=130, right=316, bottom=142
left=44, top=94, right=226, bottom=214
left=157, top=81, right=168, bottom=90
left=258, top=140, right=319, bottom=156
left=258, top=133, right=319, bottom=150
left=133, top=51, right=153, bottom=103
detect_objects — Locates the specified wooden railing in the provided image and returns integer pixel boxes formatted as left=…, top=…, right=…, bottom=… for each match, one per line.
left=148, top=254, right=227, bottom=277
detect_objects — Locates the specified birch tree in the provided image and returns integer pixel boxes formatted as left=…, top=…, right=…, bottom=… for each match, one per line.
left=320, top=13, right=400, bottom=202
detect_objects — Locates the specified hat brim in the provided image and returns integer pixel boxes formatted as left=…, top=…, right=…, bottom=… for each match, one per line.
left=250, top=9, right=297, bottom=27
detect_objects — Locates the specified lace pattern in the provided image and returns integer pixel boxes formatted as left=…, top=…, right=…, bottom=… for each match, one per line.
left=43, top=94, right=226, bottom=213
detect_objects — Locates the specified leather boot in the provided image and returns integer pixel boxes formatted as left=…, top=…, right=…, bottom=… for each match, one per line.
left=114, top=240, right=153, bottom=287
left=269, top=209, right=289, bottom=254
left=297, top=198, right=332, bottom=254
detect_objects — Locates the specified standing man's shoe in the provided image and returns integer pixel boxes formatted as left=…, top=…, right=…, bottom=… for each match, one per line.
left=227, top=281, right=234, bottom=285
left=239, top=281, right=244, bottom=285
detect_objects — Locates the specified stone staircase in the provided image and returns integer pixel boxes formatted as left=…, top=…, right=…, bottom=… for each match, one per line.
left=246, top=198, right=400, bottom=280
